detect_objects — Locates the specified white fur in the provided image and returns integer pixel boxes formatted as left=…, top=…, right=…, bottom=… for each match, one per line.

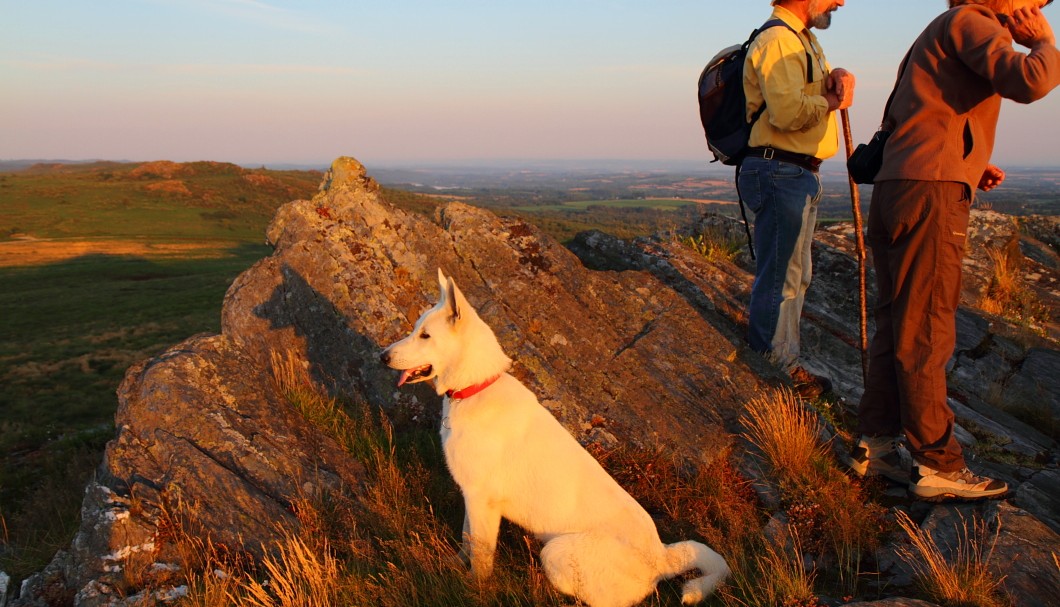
left=381, top=270, right=729, bottom=607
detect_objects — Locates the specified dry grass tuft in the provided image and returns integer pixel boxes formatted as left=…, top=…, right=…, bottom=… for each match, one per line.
left=895, top=510, right=1010, bottom=607
left=240, top=533, right=341, bottom=607
left=741, top=388, right=826, bottom=485
left=981, top=245, right=1020, bottom=313
left=683, top=224, right=744, bottom=264
left=588, top=442, right=762, bottom=570
left=175, top=537, right=249, bottom=607
left=719, top=526, right=824, bottom=607
left=978, top=230, right=1048, bottom=334
left=740, top=388, right=887, bottom=597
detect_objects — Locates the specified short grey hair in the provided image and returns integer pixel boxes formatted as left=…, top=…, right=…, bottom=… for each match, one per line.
left=948, top=0, right=1004, bottom=8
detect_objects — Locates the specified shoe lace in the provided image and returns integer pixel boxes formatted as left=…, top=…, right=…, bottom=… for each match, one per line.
left=948, top=468, right=988, bottom=485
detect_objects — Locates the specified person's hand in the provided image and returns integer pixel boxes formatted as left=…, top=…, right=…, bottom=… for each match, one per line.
left=1007, top=6, right=1056, bottom=48
left=827, top=67, right=856, bottom=110
left=978, top=164, right=1005, bottom=192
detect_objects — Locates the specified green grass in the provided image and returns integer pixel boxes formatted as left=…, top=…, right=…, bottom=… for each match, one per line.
left=0, top=246, right=274, bottom=580
left=0, top=161, right=322, bottom=582
left=0, top=246, right=270, bottom=441
left=0, top=161, right=320, bottom=241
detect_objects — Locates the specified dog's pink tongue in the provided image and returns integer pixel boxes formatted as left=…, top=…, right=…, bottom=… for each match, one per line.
left=397, top=370, right=412, bottom=387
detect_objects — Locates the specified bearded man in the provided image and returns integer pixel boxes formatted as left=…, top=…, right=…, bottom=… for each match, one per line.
left=739, top=0, right=855, bottom=397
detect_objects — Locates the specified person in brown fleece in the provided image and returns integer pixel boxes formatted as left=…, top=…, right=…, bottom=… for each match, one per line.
left=847, top=0, right=1060, bottom=500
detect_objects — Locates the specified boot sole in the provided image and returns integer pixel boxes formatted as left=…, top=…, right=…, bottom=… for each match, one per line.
left=909, top=486, right=1010, bottom=501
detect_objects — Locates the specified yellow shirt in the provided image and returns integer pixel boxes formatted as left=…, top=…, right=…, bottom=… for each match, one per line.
left=742, top=6, right=839, bottom=160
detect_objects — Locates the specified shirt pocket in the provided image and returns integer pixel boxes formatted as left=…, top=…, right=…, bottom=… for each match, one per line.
left=799, top=76, right=827, bottom=132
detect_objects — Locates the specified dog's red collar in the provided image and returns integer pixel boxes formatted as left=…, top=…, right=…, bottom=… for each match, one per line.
left=446, top=375, right=501, bottom=400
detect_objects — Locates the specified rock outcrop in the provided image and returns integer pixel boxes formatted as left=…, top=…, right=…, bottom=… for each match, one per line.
left=10, top=157, right=1059, bottom=606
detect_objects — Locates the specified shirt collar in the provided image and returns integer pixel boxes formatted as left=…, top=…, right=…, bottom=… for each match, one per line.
left=771, top=4, right=824, bottom=61
left=771, top=5, right=809, bottom=34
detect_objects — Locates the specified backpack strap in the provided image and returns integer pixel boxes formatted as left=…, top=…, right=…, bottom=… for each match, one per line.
left=745, top=19, right=815, bottom=137
left=757, top=19, right=815, bottom=86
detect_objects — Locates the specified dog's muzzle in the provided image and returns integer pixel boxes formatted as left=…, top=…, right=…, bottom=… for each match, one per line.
left=380, top=351, right=432, bottom=387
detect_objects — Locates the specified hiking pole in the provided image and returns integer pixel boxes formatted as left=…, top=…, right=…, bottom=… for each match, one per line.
left=840, top=108, right=869, bottom=385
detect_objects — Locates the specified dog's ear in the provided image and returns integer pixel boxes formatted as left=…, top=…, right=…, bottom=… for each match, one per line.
left=436, top=268, right=455, bottom=318
left=445, top=276, right=461, bottom=325
left=436, top=268, right=448, bottom=299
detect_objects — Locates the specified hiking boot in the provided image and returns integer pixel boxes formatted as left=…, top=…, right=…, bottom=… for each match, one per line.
left=789, top=366, right=833, bottom=400
left=909, top=464, right=1009, bottom=501
left=845, top=435, right=911, bottom=484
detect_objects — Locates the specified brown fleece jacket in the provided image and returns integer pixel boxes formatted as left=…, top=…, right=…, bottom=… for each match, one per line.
left=877, top=5, right=1060, bottom=191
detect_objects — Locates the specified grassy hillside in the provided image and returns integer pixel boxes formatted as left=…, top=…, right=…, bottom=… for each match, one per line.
left=0, top=160, right=318, bottom=241
left=0, top=161, right=324, bottom=579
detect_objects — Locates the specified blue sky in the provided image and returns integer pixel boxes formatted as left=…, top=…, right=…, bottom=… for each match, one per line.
left=2, top=0, right=1059, bottom=168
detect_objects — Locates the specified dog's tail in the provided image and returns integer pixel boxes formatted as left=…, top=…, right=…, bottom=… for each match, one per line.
left=661, top=540, right=730, bottom=604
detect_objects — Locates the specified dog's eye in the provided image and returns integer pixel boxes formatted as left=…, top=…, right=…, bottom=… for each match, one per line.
left=419, top=331, right=430, bottom=339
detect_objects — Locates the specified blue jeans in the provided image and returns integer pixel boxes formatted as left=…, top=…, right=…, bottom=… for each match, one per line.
left=737, top=156, right=822, bottom=368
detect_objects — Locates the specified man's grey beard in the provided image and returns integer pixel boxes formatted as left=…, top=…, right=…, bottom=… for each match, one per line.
left=808, top=0, right=833, bottom=29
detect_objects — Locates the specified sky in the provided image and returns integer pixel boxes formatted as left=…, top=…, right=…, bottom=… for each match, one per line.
left=3, top=0, right=1060, bottom=169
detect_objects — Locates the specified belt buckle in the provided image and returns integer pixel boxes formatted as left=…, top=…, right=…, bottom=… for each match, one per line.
left=763, top=148, right=774, bottom=160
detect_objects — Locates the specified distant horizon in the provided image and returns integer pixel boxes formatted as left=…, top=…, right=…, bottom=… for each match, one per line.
left=5, top=2, right=1060, bottom=167
left=5, top=156, right=1060, bottom=175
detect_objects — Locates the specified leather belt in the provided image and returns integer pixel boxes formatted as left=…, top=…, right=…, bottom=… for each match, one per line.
left=745, top=147, right=822, bottom=173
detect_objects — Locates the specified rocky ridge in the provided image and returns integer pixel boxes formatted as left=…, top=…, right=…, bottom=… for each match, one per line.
left=7, top=157, right=1059, bottom=607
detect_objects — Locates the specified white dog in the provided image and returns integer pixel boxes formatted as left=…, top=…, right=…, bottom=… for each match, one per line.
left=380, top=270, right=729, bottom=607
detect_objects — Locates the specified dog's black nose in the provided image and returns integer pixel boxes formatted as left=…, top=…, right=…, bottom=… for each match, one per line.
left=380, top=351, right=391, bottom=365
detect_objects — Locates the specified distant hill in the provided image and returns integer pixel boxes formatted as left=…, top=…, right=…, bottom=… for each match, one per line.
left=0, top=160, right=324, bottom=244
left=0, top=159, right=130, bottom=173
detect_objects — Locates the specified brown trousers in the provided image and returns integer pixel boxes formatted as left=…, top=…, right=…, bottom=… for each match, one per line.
left=858, top=180, right=971, bottom=473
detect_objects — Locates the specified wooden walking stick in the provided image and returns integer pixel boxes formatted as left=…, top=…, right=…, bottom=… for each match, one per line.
left=840, top=108, right=869, bottom=384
